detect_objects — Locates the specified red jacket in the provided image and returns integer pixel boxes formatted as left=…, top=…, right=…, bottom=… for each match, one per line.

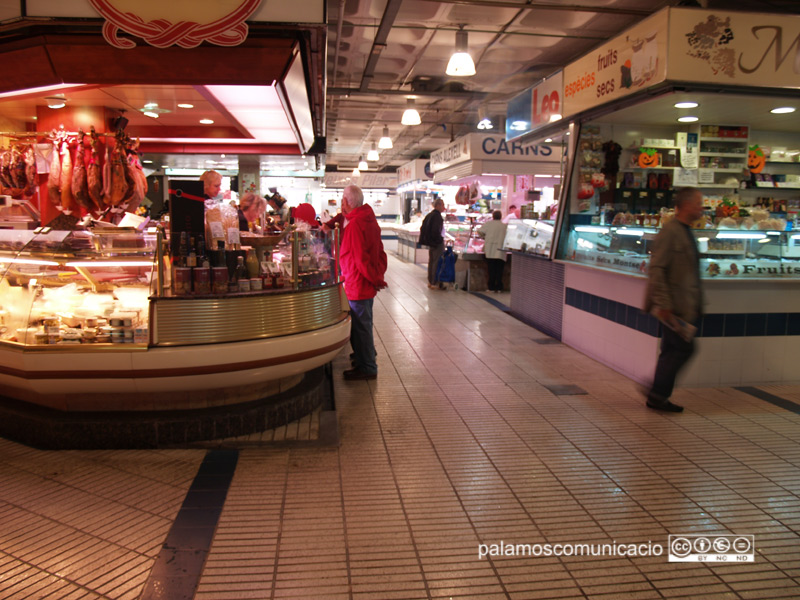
left=340, top=203, right=387, bottom=301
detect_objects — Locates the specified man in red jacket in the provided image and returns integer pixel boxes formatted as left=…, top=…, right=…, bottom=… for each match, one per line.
left=339, top=184, right=387, bottom=380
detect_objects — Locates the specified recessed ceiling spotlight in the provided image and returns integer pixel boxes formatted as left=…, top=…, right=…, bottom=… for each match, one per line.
left=199, top=118, right=214, bottom=124
left=144, top=102, right=159, bottom=110
left=544, top=138, right=553, bottom=143
left=677, top=116, right=699, bottom=122
left=177, top=103, right=194, bottom=109
left=674, top=101, right=699, bottom=108
left=143, top=160, right=153, bottom=164
left=143, top=111, right=159, bottom=119
left=770, top=106, right=796, bottom=114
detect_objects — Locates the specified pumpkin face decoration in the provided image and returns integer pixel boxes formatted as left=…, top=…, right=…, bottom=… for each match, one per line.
left=748, top=145, right=765, bottom=173
left=638, top=148, right=659, bottom=168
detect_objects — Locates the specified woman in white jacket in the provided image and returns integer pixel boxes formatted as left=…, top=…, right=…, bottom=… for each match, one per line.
left=478, top=210, right=508, bottom=292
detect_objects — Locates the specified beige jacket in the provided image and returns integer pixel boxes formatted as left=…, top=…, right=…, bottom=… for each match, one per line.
left=477, top=219, right=508, bottom=261
left=643, top=219, right=703, bottom=323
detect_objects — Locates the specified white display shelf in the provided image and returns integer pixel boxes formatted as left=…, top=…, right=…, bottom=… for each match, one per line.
left=699, top=152, right=748, bottom=158
left=699, top=136, right=749, bottom=143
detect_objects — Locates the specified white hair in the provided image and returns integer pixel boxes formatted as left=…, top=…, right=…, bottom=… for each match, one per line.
left=344, top=184, right=364, bottom=208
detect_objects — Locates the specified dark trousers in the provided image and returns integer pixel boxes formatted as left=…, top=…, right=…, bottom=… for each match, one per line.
left=648, top=324, right=696, bottom=402
left=487, top=258, right=505, bottom=291
left=349, top=298, right=377, bottom=374
left=428, top=243, right=444, bottom=285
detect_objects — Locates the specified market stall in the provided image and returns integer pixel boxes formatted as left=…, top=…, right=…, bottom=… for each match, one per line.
left=430, top=132, right=564, bottom=290
left=507, top=6, right=800, bottom=386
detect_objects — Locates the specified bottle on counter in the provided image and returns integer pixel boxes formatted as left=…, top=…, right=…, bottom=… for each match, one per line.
left=187, top=236, right=197, bottom=268
left=177, top=232, right=189, bottom=267
left=246, top=249, right=260, bottom=279
left=235, top=256, right=250, bottom=292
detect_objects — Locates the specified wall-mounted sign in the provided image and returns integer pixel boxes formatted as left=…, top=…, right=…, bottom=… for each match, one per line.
left=506, top=72, right=563, bottom=141
left=431, top=133, right=561, bottom=172
left=397, top=159, right=432, bottom=185
left=562, top=9, right=668, bottom=117
left=88, top=0, right=263, bottom=49
left=669, top=8, right=800, bottom=88
left=323, top=172, right=398, bottom=189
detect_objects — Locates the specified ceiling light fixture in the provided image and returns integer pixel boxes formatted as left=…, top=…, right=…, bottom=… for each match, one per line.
left=352, top=167, right=360, bottom=177
left=358, top=156, right=368, bottom=171
left=477, top=107, right=493, bottom=130
left=770, top=106, right=796, bottom=114
left=367, top=143, right=379, bottom=162
left=177, top=103, right=194, bottom=109
left=544, top=138, right=553, bottom=143
left=45, top=96, right=66, bottom=109
left=199, top=118, right=214, bottom=124
left=143, top=111, right=159, bottom=119
left=446, top=27, right=476, bottom=77
left=401, top=98, right=421, bottom=126
left=677, top=116, right=699, bottom=123
left=674, top=101, right=699, bottom=108
left=139, top=103, right=171, bottom=117
left=379, top=125, right=393, bottom=149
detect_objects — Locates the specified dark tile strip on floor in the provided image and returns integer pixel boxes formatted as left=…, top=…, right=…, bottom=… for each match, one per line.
left=139, top=449, right=239, bottom=600
left=736, top=386, right=800, bottom=415
left=471, top=291, right=511, bottom=312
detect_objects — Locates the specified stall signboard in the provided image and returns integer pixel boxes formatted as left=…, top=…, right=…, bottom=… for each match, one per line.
left=398, top=159, right=432, bottom=185
left=562, top=9, right=669, bottom=118
left=506, top=72, right=564, bottom=142
left=324, top=172, right=398, bottom=189
left=431, top=133, right=561, bottom=173
left=668, top=8, right=800, bottom=89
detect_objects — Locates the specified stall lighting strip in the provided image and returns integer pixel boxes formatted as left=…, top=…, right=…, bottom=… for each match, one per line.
left=574, top=226, right=609, bottom=234
left=0, top=258, right=60, bottom=266
left=715, top=232, right=767, bottom=240
left=65, top=261, right=154, bottom=267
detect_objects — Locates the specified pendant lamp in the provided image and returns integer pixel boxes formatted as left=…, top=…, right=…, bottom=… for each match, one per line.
left=358, top=156, right=368, bottom=171
left=401, top=98, right=421, bottom=126
left=367, top=143, right=379, bottom=162
left=352, top=167, right=360, bottom=177
left=378, top=125, right=393, bottom=149
left=446, top=29, right=476, bottom=77
left=476, top=106, right=493, bottom=130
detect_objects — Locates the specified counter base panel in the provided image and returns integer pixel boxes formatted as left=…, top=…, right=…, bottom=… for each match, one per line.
left=509, top=253, right=564, bottom=340
left=0, top=365, right=332, bottom=450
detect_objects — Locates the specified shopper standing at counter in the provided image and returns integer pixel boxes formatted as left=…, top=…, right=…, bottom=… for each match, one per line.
left=643, top=187, right=705, bottom=413
left=478, top=210, right=508, bottom=292
left=238, top=192, right=266, bottom=233
left=339, top=184, right=387, bottom=381
left=200, top=170, right=222, bottom=200
left=419, top=198, right=445, bottom=290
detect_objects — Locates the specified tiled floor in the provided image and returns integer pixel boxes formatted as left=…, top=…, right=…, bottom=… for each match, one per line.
left=2, top=254, right=800, bottom=599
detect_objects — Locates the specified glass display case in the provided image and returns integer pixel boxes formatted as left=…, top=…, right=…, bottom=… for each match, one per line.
left=502, top=219, right=555, bottom=257
left=446, top=214, right=490, bottom=254
left=0, top=223, right=341, bottom=348
left=561, top=224, right=800, bottom=278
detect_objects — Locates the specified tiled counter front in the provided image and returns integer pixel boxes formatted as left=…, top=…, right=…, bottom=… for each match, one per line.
left=561, top=263, right=800, bottom=386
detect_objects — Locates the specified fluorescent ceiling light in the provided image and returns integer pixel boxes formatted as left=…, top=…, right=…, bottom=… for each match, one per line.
left=205, top=85, right=296, bottom=144
left=770, top=106, right=796, bottom=114
left=199, top=118, right=214, bottom=124
left=674, top=101, right=699, bottom=108
left=677, top=116, right=699, bottom=123
left=379, top=125, right=393, bottom=149
left=446, top=29, right=476, bottom=77
left=0, top=83, right=85, bottom=99
left=401, top=98, right=421, bottom=126
left=177, top=103, right=194, bottom=109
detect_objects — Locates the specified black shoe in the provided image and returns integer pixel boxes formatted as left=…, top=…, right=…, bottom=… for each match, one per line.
left=646, top=397, right=683, bottom=412
left=343, top=368, right=377, bottom=381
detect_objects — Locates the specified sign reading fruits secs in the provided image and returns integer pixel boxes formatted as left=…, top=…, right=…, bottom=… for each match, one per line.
left=88, top=0, right=262, bottom=49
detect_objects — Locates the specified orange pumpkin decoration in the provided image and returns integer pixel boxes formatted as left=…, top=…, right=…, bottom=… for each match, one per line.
left=748, top=145, right=765, bottom=173
left=638, top=148, right=659, bottom=168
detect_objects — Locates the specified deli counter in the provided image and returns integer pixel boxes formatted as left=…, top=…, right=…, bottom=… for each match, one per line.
left=0, top=224, right=350, bottom=412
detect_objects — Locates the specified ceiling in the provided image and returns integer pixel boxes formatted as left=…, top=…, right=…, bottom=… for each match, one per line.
left=324, top=0, right=800, bottom=173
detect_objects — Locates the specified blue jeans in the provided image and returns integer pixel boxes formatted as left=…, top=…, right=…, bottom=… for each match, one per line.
left=349, top=298, right=377, bottom=374
left=649, top=323, right=696, bottom=402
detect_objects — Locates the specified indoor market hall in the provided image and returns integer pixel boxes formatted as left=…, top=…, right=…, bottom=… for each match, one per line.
left=1, top=253, right=799, bottom=600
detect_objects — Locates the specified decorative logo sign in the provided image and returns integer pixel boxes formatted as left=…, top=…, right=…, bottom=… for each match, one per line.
left=88, top=0, right=263, bottom=49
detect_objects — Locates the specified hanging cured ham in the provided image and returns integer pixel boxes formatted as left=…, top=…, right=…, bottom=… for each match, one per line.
left=107, top=132, right=129, bottom=208
left=0, top=151, right=12, bottom=189
left=72, top=130, right=93, bottom=211
left=23, top=146, right=36, bottom=197
left=59, top=139, right=74, bottom=214
left=9, top=147, right=25, bottom=189
left=87, top=127, right=104, bottom=210
left=124, top=138, right=148, bottom=213
left=47, top=139, right=61, bottom=207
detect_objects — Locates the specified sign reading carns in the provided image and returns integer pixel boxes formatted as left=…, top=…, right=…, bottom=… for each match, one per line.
left=88, top=0, right=263, bottom=49
left=668, top=8, right=800, bottom=88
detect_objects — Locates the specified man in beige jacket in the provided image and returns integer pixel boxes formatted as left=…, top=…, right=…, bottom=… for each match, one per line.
left=643, top=187, right=705, bottom=412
